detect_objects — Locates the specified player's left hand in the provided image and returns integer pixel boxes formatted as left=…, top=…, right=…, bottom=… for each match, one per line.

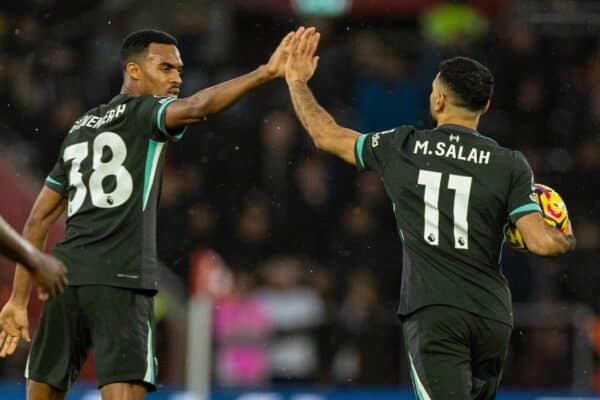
left=285, top=27, right=320, bottom=84
left=0, top=300, right=30, bottom=357
left=264, top=28, right=300, bottom=79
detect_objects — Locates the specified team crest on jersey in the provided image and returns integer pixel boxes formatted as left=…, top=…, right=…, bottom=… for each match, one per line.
left=372, top=133, right=381, bottom=147
left=371, top=128, right=395, bottom=148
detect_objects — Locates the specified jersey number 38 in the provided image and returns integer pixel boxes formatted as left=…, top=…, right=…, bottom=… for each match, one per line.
left=63, top=131, right=133, bottom=216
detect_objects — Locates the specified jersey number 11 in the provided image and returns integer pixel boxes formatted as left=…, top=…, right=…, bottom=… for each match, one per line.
left=417, top=169, right=472, bottom=250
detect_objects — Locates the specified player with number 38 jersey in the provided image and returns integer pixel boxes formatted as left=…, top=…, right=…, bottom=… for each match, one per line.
left=0, top=27, right=304, bottom=400
left=46, top=95, right=184, bottom=291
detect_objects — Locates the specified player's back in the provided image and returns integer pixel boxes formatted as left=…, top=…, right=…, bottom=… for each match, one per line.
left=356, top=124, right=538, bottom=326
left=45, top=94, right=185, bottom=291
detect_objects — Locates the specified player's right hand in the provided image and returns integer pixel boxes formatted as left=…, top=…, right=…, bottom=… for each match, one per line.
left=285, top=27, right=320, bottom=84
left=29, top=251, right=68, bottom=300
left=263, top=29, right=298, bottom=79
left=0, top=300, right=30, bottom=357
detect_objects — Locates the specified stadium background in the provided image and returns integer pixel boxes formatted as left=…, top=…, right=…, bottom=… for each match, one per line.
left=1, top=0, right=600, bottom=398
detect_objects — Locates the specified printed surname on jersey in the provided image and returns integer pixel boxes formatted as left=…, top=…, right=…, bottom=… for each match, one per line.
left=413, top=140, right=491, bottom=165
left=69, top=104, right=127, bottom=134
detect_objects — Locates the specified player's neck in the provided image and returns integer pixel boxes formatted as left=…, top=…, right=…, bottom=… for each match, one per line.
left=120, top=82, right=141, bottom=97
left=435, top=114, right=480, bottom=131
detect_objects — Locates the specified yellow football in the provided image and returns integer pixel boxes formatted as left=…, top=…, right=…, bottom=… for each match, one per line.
left=505, top=183, right=569, bottom=253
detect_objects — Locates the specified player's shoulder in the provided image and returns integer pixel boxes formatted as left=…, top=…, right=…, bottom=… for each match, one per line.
left=388, top=125, right=417, bottom=136
left=78, top=94, right=135, bottom=118
left=368, top=125, right=416, bottom=143
left=99, top=93, right=172, bottom=111
left=476, top=137, right=532, bottom=174
left=66, top=94, right=139, bottom=136
left=130, top=94, right=175, bottom=107
left=482, top=138, right=527, bottom=162
left=126, top=94, right=179, bottom=124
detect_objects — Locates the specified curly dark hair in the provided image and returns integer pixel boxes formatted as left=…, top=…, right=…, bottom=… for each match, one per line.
left=120, top=29, right=178, bottom=70
left=439, top=57, right=494, bottom=112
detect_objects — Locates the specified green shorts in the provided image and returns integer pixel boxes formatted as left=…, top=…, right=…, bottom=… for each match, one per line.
left=402, top=305, right=511, bottom=400
left=25, top=285, right=157, bottom=391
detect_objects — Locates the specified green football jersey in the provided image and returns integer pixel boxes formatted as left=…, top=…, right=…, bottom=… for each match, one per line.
left=355, top=124, right=540, bottom=326
left=45, top=94, right=186, bottom=291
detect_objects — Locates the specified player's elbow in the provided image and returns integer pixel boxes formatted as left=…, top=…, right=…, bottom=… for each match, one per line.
left=23, top=213, right=50, bottom=237
left=24, top=205, right=59, bottom=236
left=311, top=124, right=339, bottom=153
left=187, top=96, right=211, bottom=118
left=312, top=134, right=328, bottom=151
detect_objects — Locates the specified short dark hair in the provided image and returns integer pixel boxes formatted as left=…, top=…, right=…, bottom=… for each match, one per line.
left=438, top=57, right=494, bottom=112
left=120, top=29, right=178, bottom=70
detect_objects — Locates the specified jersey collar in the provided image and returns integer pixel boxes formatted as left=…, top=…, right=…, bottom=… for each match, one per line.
left=436, top=124, right=481, bottom=136
left=108, top=94, right=132, bottom=105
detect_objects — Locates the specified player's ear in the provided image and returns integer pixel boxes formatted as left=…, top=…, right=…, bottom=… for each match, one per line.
left=126, top=62, right=141, bottom=80
left=481, top=99, right=491, bottom=115
left=436, top=93, right=446, bottom=113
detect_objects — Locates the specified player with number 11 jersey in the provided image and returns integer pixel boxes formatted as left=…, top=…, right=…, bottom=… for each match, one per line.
left=283, top=31, right=576, bottom=398
left=356, top=123, right=533, bottom=327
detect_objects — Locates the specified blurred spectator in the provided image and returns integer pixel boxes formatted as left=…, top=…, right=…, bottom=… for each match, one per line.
left=167, top=0, right=233, bottom=68
left=329, top=201, right=401, bottom=302
left=213, top=271, right=272, bottom=387
left=287, top=155, right=336, bottom=260
left=260, top=109, right=298, bottom=196
left=255, top=256, right=325, bottom=383
left=420, top=1, right=489, bottom=54
left=330, top=269, right=399, bottom=385
left=351, top=31, right=428, bottom=132
left=219, top=190, right=274, bottom=270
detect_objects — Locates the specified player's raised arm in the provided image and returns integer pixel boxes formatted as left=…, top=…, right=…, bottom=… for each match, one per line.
left=285, top=29, right=361, bottom=165
left=162, top=28, right=303, bottom=129
left=515, top=212, right=576, bottom=256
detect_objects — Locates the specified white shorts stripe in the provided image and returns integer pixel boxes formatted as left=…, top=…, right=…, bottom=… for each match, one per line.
left=143, top=320, right=155, bottom=384
left=409, top=353, right=432, bottom=400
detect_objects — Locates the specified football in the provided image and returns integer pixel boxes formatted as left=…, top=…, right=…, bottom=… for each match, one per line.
left=504, top=183, right=569, bottom=252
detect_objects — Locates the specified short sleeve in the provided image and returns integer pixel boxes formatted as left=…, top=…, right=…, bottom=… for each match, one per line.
left=354, top=126, right=412, bottom=175
left=507, top=151, right=541, bottom=223
left=45, top=158, right=68, bottom=198
left=136, top=95, right=187, bottom=142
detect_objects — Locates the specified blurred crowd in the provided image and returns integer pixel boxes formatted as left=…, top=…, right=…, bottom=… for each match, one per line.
left=1, top=0, right=600, bottom=392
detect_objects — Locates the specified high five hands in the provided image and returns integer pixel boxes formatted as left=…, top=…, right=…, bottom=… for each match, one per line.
left=285, top=27, right=320, bottom=84
left=264, top=27, right=321, bottom=81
